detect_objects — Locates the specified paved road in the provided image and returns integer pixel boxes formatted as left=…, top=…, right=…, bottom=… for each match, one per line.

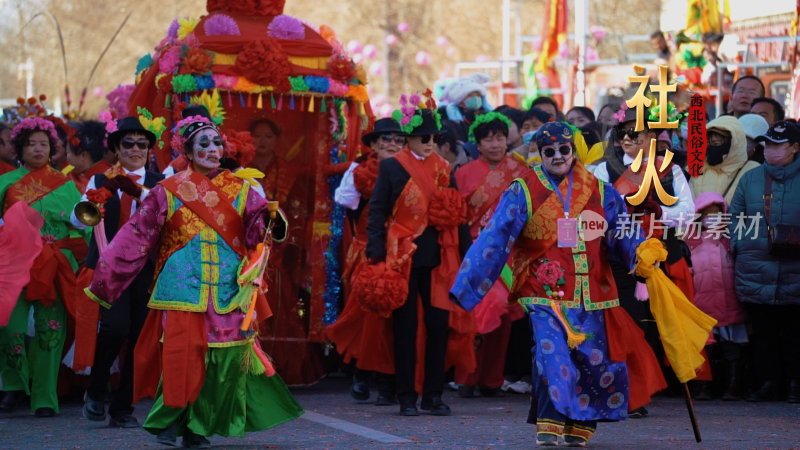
left=1, top=377, right=799, bottom=449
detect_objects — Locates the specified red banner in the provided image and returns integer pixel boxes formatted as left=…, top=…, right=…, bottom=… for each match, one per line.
left=687, top=95, right=706, bottom=178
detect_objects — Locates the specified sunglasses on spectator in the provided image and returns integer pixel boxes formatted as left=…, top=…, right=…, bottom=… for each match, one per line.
left=379, top=134, right=406, bottom=145
left=614, top=127, right=641, bottom=141
left=541, top=144, right=573, bottom=158
left=120, top=138, right=151, bottom=150
left=419, top=134, right=442, bottom=145
left=198, top=136, right=225, bottom=148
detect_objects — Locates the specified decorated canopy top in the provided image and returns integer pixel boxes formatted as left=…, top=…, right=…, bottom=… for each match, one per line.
left=128, top=0, right=370, bottom=169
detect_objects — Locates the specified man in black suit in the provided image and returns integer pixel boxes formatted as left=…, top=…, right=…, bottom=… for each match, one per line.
left=366, top=108, right=473, bottom=417
left=70, top=116, right=164, bottom=428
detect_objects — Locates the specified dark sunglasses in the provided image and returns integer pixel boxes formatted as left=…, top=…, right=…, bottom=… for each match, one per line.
left=198, top=135, right=225, bottom=148
left=614, top=127, right=641, bottom=141
left=379, top=134, right=406, bottom=145
left=120, top=138, right=151, bottom=150
left=420, top=134, right=442, bottom=145
left=541, top=144, right=573, bottom=158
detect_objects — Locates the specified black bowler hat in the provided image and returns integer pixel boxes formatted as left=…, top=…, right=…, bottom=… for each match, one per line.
left=182, top=105, right=212, bottom=120
left=406, top=109, right=446, bottom=136
left=361, top=118, right=404, bottom=146
left=107, top=117, right=156, bottom=152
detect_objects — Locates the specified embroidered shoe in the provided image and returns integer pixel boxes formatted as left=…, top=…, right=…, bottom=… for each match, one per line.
left=535, top=433, right=559, bottom=446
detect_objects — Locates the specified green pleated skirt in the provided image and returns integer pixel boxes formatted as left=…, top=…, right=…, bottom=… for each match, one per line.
left=143, top=345, right=304, bottom=438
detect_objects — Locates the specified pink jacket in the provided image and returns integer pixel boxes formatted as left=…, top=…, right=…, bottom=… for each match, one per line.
left=686, top=192, right=747, bottom=327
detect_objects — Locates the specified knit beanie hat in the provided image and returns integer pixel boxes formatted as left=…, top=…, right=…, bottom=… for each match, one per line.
left=738, top=113, right=769, bottom=139
left=440, top=73, right=489, bottom=106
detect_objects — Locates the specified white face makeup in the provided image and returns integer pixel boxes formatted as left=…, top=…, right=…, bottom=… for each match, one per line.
left=189, top=128, right=223, bottom=174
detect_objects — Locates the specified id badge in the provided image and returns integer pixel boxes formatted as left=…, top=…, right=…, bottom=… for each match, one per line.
left=557, top=218, right=579, bottom=248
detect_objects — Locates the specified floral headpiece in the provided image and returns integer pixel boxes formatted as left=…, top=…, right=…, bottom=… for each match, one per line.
left=647, top=101, right=687, bottom=123
left=611, top=103, right=628, bottom=122
left=136, top=107, right=167, bottom=149
left=11, top=117, right=59, bottom=142
left=2, top=95, right=48, bottom=125
left=391, top=89, right=442, bottom=134
left=44, top=115, right=74, bottom=143
left=468, top=112, right=513, bottom=143
left=170, top=115, right=216, bottom=154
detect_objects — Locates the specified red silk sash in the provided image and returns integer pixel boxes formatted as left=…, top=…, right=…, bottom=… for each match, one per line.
left=465, top=156, right=528, bottom=227
left=26, top=236, right=88, bottom=308
left=160, top=168, right=247, bottom=256
left=2, top=165, right=68, bottom=213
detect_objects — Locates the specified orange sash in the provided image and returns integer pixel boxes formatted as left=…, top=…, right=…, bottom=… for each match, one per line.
left=465, top=156, right=528, bottom=227
left=160, top=168, right=247, bottom=257
left=2, top=165, right=68, bottom=213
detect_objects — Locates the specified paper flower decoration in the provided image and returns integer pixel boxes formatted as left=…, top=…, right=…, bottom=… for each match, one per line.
left=268, top=15, right=305, bottom=40
left=204, top=14, right=240, bottom=36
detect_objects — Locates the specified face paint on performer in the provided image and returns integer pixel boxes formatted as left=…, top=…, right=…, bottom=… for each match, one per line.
left=189, top=128, right=223, bottom=175
left=541, top=141, right=574, bottom=177
left=618, top=119, right=657, bottom=159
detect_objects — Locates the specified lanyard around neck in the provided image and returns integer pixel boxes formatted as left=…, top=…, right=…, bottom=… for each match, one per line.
left=543, top=167, right=574, bottom=219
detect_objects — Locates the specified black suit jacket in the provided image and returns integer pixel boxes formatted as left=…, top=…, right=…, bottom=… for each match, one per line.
left=366, top=157, right=472, bottom=268
left=84, top=170, right=164, bottom=269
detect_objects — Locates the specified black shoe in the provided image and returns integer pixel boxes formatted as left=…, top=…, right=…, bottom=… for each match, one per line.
left=35, top=408, right=56, bottom=418
left=399, top=400, right=419, bottom=416
left=0, top=390, right=24, bottom=412
left=350, top=377, right=370, bottom=401
left=375, top=393, right=397, bottom=406
left=788, top=380, right=800, bottom=404
left=479, top=387, right=506, bottom=398
left=693, top=381, right=712, bottom=401
left=109, top=414, right=141, bottom=428
left=182, top=430, right=210, bottom=449
left=722, top=360, right=743, bottom=401
left=747, top=380, right=777, bottom=402
left=420, top=397, right=452, bottom=416
left=156, top=422, right=178, bottom=446
left=628, top=406, right=648, bottom=418
left=457, top=385, right=477, bottom=398
left=563, top=434, right=588, bottom=447
left=82, top=396, right=106, bottom=422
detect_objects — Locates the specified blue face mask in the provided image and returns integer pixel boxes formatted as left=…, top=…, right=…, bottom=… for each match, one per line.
left=523, top=131, right=536, bottom=146
left=464, top=96, right=483, bottom=111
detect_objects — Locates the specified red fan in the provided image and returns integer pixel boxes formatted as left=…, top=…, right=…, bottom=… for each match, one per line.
left=0, top=202, right=44, bottom=326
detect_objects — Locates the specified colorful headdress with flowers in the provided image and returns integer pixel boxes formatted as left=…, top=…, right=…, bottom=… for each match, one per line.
left=136, top=107, right=167, bottom=149
left=170, top=115, right=216, bottom=154
left=647, top=100, right=688, bottom=123
left=468, top=112, right=513, bottom=143
left=391, top=89, right=442, bottom=135
left=611, top=103, right=629, bottom=122
left=2, top=95, right=48, bottom=125
left=44, top=115, right=78, bottom=148
left=10, top=117, right=59, bottom=142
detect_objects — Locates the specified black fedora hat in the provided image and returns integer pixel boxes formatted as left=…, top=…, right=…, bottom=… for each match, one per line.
left=406, top=109, right=446, bottom=136
left=107, top=117, right=156, bottom=152
left=361, top=118, right=405, bottom=146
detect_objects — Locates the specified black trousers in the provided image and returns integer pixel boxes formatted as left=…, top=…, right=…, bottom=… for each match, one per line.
left=747, top=303, right=800, bottom=383
left=354, top=368, right=396, bottom=395
left=393, top=268, right=450, bottom=402
left=87, top=262, right=153, bottom=417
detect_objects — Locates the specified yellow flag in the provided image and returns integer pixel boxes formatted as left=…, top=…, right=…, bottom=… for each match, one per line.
left=635, top=239, right=717, bottom=383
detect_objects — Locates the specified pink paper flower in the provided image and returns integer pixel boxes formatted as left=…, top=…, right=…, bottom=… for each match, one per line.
left=10, top=117, right=59, bottom=141
left=612, top=103, right=628, bottom=122
left=409, top=94, right=421, bottom=106
left=158, top=46, right=182, bottom=74
left=535, top=261, right=562, bottom=287
left=399, top=94, right=408, bottom=106
left=204, top=14, right=240, bottom=36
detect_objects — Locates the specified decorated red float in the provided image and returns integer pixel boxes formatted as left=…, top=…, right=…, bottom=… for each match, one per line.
left=125, top=0, right=374, bottom=384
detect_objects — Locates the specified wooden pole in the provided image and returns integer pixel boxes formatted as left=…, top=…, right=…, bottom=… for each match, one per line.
left=682, top=382, right=702, bottom=443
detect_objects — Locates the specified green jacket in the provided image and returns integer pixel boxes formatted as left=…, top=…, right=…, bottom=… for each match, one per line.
left=728, top=156, right=800, bottom=305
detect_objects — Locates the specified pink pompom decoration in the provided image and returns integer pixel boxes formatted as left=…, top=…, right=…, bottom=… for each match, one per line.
left=352, top=53, right=363, bottom=64
left=328, top=80, right=350, bottom=97
left=590, top=25, right=607, bottom=42
left=212, top=74, right=238, bottom=89
left=92, top=86, right=105, bottom=98
left=98, top=110, right=113, bottom=123
left=362, top=44, right=377, bottom=59
left=397, top=23, right=410, bottom=33
left=167, top=18, right=179, bottom=39
left=557, top=291, right=565, bottom=298
left=204, top=14, right=240, bottom=36
left=106, top=84, right=135, bottom=119
left=436, top=36, right=449, bottom=47
left=415, top=51, right=431, bottom=66
left=475, top=55, right=489, bottom=63
left=385, top=34, right=398, bottom=46
left=586, top=46, right=599, bottom=62
left=347, top=40, right=363, bottom=54
left=158, top=46, right=182, bottom=74
left=409, top=94, right=421, bottom=106
left=400, top=116, right=411, bottom=126
left=446, top=47, right=457, bottom=58
left=268, top=14, right=305, bottom=40
left=369, top=61, right=384, bottom=76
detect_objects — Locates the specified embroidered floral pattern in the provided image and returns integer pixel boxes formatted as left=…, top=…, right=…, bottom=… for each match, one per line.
left=47, top=319, right=61, bottom=330
left=177, top=181, right=198, bottom=202
left=203, top=190, right=220, bottom=208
